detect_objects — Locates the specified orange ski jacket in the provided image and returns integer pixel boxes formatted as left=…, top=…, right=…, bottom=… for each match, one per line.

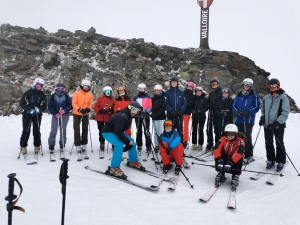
left=72, top=89, right=93, bottom=116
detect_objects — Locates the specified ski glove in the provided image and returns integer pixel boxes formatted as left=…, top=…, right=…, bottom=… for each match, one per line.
left=78, top=108, right=87, bottom=114
left=55, top=113, right=60, bottom=118
left=99, top=109, right=107, bottom=114
left=59, top=109, right=65, bottom=115
left=123, top=145, right=132, bottom=152
left=216, top=159, right=224, bottom=172
left=221, top=110, right=229, bottom=116
left=267, top=121, right=280, bottom=130
left=241, top=110, right=251, bottom=117
left=108, top=107, right=114, bottom=113
left=234, top=111, right=242, bottom=118
left=86, top=108, right=91, bottom=113
left=34, top=107, right=40, bottom=114
left=224, top=161, right=233, bottom=173
left=142, top=111, right=149, bottom=117
left=29, top=108, right=35, bottom=114
left=259, top=116, right=265, bottom=126
left=166, top=147, right=173, bottom=154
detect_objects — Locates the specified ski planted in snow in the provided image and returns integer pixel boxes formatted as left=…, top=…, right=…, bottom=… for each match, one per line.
left=227, top=188, right=237, bottom=209
left=23, top=153, right=37, bottom=165
left=85, top=166, right=159, bottom=192
left=199, top=178, right=227, bottom=202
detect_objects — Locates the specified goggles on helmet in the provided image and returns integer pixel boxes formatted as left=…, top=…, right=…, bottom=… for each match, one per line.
left=164, top=121, right=173, bottom=126
left=225, top=131, right=236, bottom=137
left=57, top=86, right=65, bottom=91
left=187, top=82, right=195, bottom=88
left=211, top=82, right=218, bottom=86
left=243, top=81, right=253, bottom=87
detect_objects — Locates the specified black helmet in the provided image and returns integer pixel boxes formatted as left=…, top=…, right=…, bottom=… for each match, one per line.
left=128, top=101, right=142, bottom=114
left=56, top=83, right=66, bottom=88
left=170, top=77, right=178, bottom=82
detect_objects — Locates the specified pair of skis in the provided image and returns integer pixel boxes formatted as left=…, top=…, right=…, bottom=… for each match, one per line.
left=250, top=161, right=288, bottom=185
left=23, top=153, right=39, bottom=165
left=50, top=148, right=65, bottom=162
left=77, top=148, right=89, bottom=162
left=199, top=178, right=237, bottom=209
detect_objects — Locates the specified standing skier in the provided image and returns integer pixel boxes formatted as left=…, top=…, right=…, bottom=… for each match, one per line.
left=259, top=78, right=290, bottom=172
left=20, top=78, right=47, bottom=155
left=182, top=81, right=195, bottom=149
left=102, top=101, right=145, bottom=178
left=94, top=86, right=115, bottom=151
left=232, top=78, right=260, bottom=164
left=47, top=83, right=72, bottom=154
left=206, top=78, right=222, bottom=151
left=159, top=120, right=184, bottom=175
left=213, top=124, right=245, bottom=189
left=72, top=79, right=93, bottom=158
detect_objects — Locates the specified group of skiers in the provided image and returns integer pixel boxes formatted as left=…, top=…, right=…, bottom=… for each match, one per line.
left=19, top=76, right=290, bottom=187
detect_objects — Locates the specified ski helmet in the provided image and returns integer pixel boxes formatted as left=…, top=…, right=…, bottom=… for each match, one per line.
left=170, top=77, right=178, bottom=82
left=33, top=78, right=45, bottom=86
left=224, top=124, right=238, bottom=137
left=194, top=86, right=203, bottom=93
left=222, top=88, right=231, bottom=97
left=154, top=84, right=163, bottom=90
left=128, top=101, right=142, bottom=114
left=186, top=81, right=195, bottom=88
left=268, top=78, right=280, bottom=91
left=103, top=86, right=112, bottom=96
left=137, top=83, right=146, bottom=91
left=242, top=78, right=253, bottom=88
left=81, top=79, right=91, bottom=87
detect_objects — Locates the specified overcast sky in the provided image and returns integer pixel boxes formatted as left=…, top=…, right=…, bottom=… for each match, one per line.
left=1, top=0, right=300, bottom=105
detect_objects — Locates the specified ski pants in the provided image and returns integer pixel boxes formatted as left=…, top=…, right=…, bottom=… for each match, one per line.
left=183, top=114, right=191, bottom=143
left=214, top=152, right=243, bottom=176
left=153, top=120, right=165, bottom=147
left=102, top=132, right=138, bottom=168
left=236, top=123, right=254, bottom=158
left=264, top=127, right=286, bottom=164
left=206, top=110, right=219, bottom=148
left=192, top=118, right=206, bottom=145
left=97, top=121, right=106, bottom=144
left=73, top=114, right=89, bottom=147
left=48, top=114, right=69, bottom=147
left=20, top=114, right=42, bottom=148
left=159, top=141, right=183, bottom=166
left=135, top=117, right=150, bottom=148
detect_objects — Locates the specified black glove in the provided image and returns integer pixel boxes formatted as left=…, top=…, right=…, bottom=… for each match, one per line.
left=221, top=110, right=228, bottom=116
left=234, top=111, right=242, bottom=118
left=149, top=113, right=154, bottom=118
left=241, top=110, right=251, bottom=117
left=123, top=145, right=132, bottom=152
left=142, top=111, right=149, bottom=117
left=78, top=108, right=87, bottom=114
left=216, top=159, right=224, bottom=172
left=99, top=109, right=107, bottom=114
left=86, top=108, right=91, bottom=113
left=108, top=107, right=114, bottom=113
left=176, top=110, right=182, bottom=117
left=166, top=147, right=173, bottom=154
left=267, top=121, right=280, bottom=130
left=172, top=111, right=178, bottom=117
left=259, top=116, right=265, bottom=126
left=224, top=161, right=233, bottom=173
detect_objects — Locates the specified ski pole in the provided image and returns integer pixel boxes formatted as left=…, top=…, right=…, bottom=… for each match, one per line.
left=191, top=162, right=284, bottom=176
left=59, top=159, right=69, bottom=225
left=243, top=126, right=262, bottom=170
left=60, top=107, right=65, bottom=151
left=18, top=116, right=33, bottom=159
left=36, top=114, right=44, bottom=156
left=187, top=115, right=193, bottom=150
left=271, top=129, right=300, bottom=176
left=178, top=166, right=194, bottom=189
left=5, top=173, right=25, bottom=225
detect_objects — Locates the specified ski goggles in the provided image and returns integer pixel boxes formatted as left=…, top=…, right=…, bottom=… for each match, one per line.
left=195, top=87, right=203, bottom=92
left=225, top=132, right=236, bottom=136
left=117, top=87, right=125, bottom=91
left=243, top=81, right=253, bottom=87
left=57, top=86, right=65, bottom=91
left=187, top=82, right=195, bottom=88
left=104, top=90, right=111, bottom=95
left=211, top=82, right=218, bottom=86
left=35, top=82, right=44, bottom=87
left=269, top=84, right=277, bottom=88
left=131, top=107, right=141, bottom=114
left=83, top=85, right=90, bottom=88
left=138, top=88, right=145, bottom=92
left=164, top=121, right=173, bottom=126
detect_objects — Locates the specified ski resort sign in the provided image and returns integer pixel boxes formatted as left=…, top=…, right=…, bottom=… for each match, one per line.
left=197, top=0, right=214, bottom=49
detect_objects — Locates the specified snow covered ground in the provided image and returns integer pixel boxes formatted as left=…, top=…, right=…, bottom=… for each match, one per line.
left=1, top=112, right=300, bottom=225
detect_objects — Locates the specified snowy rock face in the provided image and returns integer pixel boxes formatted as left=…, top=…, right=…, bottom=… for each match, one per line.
left=0, top=23, right=298, bottom=116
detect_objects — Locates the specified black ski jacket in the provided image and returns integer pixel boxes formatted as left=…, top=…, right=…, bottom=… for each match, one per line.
left=207, top=86, right=222, bottom=111
left=192, top=93, right=208, bottom=119
left=151, top=92, right=166, bottom=120
left=20, top=87, right=47, bottom=115
left=215, top=97, right=234, bottom=126
left=183, top=89, right=195, bottom=115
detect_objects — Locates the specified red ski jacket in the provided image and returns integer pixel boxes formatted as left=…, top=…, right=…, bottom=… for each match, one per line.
left=94, top=94, right=115, bottom=122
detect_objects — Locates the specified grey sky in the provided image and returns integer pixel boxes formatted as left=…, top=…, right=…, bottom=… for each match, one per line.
left=1, top=0, right=300, bottom=105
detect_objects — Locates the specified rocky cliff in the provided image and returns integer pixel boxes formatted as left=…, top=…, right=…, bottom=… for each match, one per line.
left=0, top=23, right=298, bottom=116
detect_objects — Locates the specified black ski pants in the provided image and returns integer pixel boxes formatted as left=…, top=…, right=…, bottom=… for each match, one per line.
left=192, top=118, right=206, bottom=145
left=264, top=127, right=286, bottom=164
left=97, top=121, right=105, bottom=144
left=20, top=114, right=42, bottom=147
left=236, top=123, right=254, bottom=158
left=73, top=114, right=89, bottom=146
left=206, top=110, right=219, bottom=148
left=215, top=152, right=243, bottom=176
left=135, top=117, right=150, bottom=148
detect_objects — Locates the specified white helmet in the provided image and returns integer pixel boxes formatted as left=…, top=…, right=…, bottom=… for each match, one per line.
left=33, top=78, right=45, bottom=86
left=242, top=78, right=253, bottom=87
left=103, top=86, right=112, bottom=96
left=81, top=79, right=91, bottom=87
left=154, top=84, right=163, bottom=90
left=137, top=83, right=146, bottom=91
left=224, top=124, right=238, bottom=133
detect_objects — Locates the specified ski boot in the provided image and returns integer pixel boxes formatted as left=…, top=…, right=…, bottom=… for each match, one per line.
left=231, top=175, right=239, bottom=191
left=277, top=163, right=285, bottom=172
left=175, top=165, right=182, bottom=175
left=154, top=146, right=159, bottom=153
left=266, top=161, right=275, bottom=169
left=183, top=142, right=188, bottom=149
left=106, top=166, right=127, bottom=179
left=81, top=144, right=89, bottom=159
left=49, top=145, right=54, bottom=150
left=100, top=142, right=105, bottom=151
left=21, top=147, right=27, bottom=155
left=126, top=161, right=145, bottom=171
left=192, top=144, right=198, bottom=150
left=34, top=146, right=40, bottom=154
left=76, top=146, right=83, bottom=161
left=197, top=145, right=203, bottom=151
left=215, top=172, right=224, bottom=187
left=163, top=164, right=172, bottom=174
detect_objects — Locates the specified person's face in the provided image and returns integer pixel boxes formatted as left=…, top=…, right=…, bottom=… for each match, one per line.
left=269, top=84, right=277, bottom=92
left=211, top=82, right=218, bottom=89
left=83, top=85, right=90, bottom=91
left=35, top=82, right=43, bottom=90
left=222, top=92, right=229, bottom=98
left=225, top=132, right=235, bottom=140
left=154, top=89, right=161, bottom=95
left=165, top=125, right=172, bottom=132
left=171, top=81, right=177, bottom=87
left=243, top=84, right=250, bottom=91
left=186, top=86, right=193, bottom=91
left=196, top=90, right=202, bottom=96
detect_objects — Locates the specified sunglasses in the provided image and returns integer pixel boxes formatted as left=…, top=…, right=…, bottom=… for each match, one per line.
left=57, top=86, right=65, bottom=91
left=225, top=132, right=236, bottom=136
left=211, top=82, right=218, bottom=86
